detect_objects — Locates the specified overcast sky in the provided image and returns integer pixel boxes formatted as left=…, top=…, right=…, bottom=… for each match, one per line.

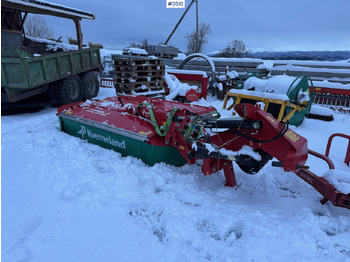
left=45, top=0, right=349, bottom=53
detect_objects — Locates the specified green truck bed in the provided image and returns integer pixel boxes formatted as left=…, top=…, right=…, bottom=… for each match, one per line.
left=1, top=46, right=102, bottom=102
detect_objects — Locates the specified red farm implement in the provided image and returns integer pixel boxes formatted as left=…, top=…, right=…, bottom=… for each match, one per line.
left=325, top=133, right=350, bottom=166
left=57, top=95, right=350, bottom=209
left=311, top=85, right=350, bottom=110
left=99, top=78, right=114, bottom=88
left=166, top=69, right=209, bottom=100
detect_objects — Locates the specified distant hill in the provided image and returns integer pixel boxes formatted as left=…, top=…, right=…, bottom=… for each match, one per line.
left=251, top=51, right=350, bottom=61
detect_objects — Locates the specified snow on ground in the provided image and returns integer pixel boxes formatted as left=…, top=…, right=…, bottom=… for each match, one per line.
left=2, top=87, right=350, bottom=262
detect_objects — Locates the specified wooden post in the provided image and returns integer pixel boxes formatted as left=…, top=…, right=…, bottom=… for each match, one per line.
left=74, top=18, right=83, bottom=49
left=20, top=12, right=28, bottom=29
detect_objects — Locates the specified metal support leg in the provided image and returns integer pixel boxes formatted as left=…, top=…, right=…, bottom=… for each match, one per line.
left=223, top=161, right=237, bottom=187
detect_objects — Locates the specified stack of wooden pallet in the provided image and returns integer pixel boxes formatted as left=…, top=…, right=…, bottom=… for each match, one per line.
left=147, top=45, right=179, bottom=59
left=113, top=56, right=165, bottom=94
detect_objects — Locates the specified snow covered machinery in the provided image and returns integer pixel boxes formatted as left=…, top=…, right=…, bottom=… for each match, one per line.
left=57, top=95, right=350, bottom=209
left=224, top=75, right=314, bottom=127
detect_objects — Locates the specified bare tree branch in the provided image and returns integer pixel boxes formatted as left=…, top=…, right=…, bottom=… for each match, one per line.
left=185, top=22, right=211, bottom=54
left=24, top=15, right=54, bottom=39
left=216, top=40, right=252, bottom=58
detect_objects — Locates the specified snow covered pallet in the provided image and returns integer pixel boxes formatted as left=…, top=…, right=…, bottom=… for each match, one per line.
left=147, top=45, right=179, bottom=59
left=112, top=56, right=165, bottom=94
left=115, top=80, right=165, bottom=93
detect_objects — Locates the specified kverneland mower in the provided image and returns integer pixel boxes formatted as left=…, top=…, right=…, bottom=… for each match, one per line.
left=57, top=95, right=350, bottom=209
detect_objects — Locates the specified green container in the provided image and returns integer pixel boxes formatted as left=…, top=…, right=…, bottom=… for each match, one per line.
left=286, top=75, right=314, bottom=127
left=1, top=46, right=102, bottom=101
left=58, top=113, right=187, bottom=167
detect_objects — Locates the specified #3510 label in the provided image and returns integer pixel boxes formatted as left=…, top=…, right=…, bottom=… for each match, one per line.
left=166, top=0, right=185, bottom=8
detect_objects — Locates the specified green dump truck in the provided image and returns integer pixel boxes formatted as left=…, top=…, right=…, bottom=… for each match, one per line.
left=1, top=0, right=103, bottom=105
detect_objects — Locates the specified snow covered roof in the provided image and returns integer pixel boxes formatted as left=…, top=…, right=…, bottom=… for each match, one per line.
left=2, top=0, right=95, bottom=20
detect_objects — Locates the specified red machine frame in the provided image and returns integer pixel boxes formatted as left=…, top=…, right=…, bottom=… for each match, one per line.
left=58, top=95, right=350, bottom=209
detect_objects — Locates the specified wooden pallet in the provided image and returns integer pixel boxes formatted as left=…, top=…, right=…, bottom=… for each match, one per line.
left=152, top=53, right=177, bottom=59
left=115, top=80, right=164, bottom=93
left=114, top=58, right=163, bottom=65
left=113, top=57, right=165, bottom=93
left=115, top=65, right=165, bottom=72
left=115, top=70, right=164, bottom=79
left=115, top=76, right=164, bottom=84
left=147, top=45, right=179, bottom=59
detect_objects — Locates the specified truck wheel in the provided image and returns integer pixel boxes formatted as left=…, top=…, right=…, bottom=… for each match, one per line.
left=50, top=75, right=83, bottom=105
left=81, top=71, right=99, bottom=99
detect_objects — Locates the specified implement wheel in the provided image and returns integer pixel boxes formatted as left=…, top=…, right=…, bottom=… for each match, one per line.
left=236, top=150, right=272, bottom=174
left=50, top=75, right=83, bottom=105
left=81, top=71, right=100, bottom=99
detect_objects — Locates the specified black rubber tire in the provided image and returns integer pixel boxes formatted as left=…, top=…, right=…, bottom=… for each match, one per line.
left=81, top=71, right=100, bottom=100
left=50, top=75, right=83, bottom=105
left=236, top=150, right=272, bottom=175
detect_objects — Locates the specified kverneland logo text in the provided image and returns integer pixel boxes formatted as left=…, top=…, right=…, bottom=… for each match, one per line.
left=78, top=125, right=126, bottom=149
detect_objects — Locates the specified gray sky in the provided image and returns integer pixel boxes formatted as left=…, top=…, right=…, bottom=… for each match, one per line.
left=45, top=0, right=349, bottom=53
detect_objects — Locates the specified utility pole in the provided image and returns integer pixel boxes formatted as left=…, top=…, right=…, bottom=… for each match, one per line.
left=196, top=0, right=199, bottom=52
left=164, top=0, right=196, bottom=46
left=164, top=0, right=199, bottom=50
